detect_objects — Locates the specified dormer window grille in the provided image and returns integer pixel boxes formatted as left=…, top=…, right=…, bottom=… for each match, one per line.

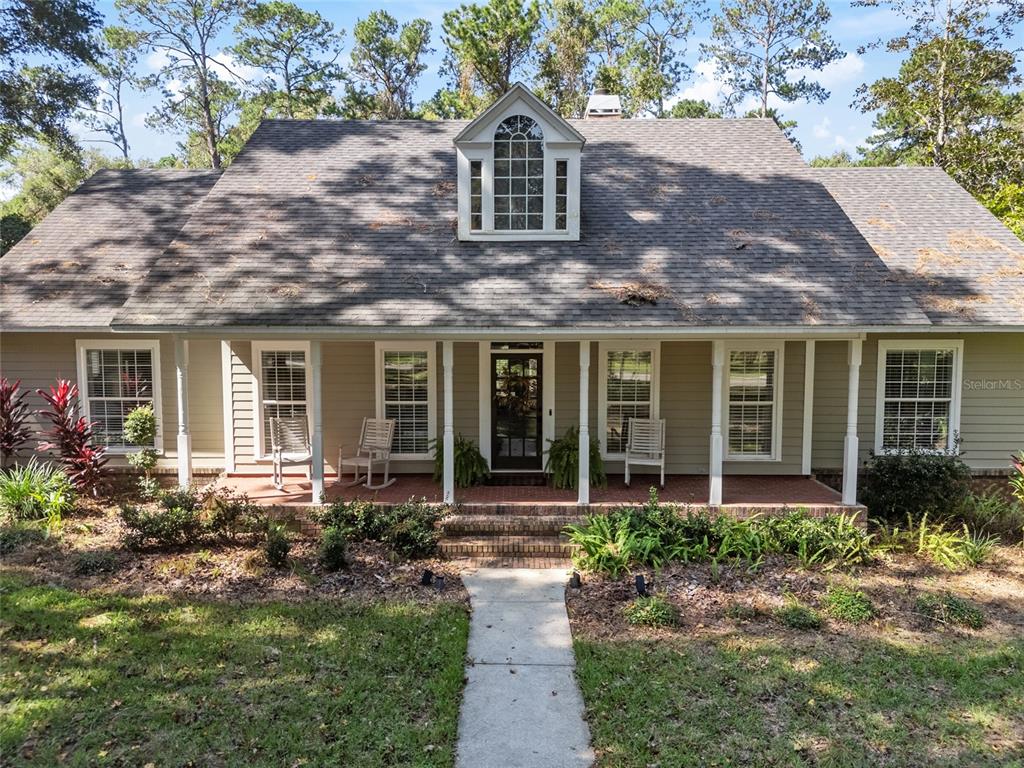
left=493, top=116, right=545, bottom=231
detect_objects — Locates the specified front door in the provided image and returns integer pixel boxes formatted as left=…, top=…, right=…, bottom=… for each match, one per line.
left=491, top=353, right=543, bottom=470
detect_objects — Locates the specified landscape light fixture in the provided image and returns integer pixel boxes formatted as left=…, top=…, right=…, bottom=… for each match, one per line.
left=569, top=571, right=582, bottom=589
left=420, top=569, right=434, bottom=586
left=635, top=575, right=649, bottom=597
left=434, top=575, right=446, bottom=592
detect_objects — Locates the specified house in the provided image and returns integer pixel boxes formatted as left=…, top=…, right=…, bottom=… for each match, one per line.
left=2, top=84, right=1022, bottom=514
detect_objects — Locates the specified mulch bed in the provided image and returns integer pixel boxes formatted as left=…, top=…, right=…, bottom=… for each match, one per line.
left=566, top=548, right=1024, bottom=643
left=2, top=502, right=467, bottom=606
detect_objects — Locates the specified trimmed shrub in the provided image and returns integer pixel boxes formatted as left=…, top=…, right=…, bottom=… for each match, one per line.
left=625, top=595, right=677, bottom=627
left=774, top=598, right=823, bottom=630
left=264, top=523, right=291, bottom=567
left=123, top=405, right=158, bottom=497
left=821, top=585, right=874, bottom=623
left=432, top=434, right=489, bottom=488
left=383, top=500, right=442, bottom=559
left=314, top=499, right=388, bottom=541
left=319, top=526, right=348, bottom=571
left=0, top=458, right=75, bottom=530
left=862, top=449, right=972, bottom=523
left=915, top=593, right=986, bottom=629
left=119, top=485, right=264, bottom=549
left=120, top=503, right=202, bottom=548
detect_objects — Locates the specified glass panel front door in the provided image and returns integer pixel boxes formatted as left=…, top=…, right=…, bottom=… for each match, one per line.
left=492, top=353, right=543, bottom=470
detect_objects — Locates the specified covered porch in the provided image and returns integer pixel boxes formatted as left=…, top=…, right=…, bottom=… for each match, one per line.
left=168, top=334, right=867, bottom=511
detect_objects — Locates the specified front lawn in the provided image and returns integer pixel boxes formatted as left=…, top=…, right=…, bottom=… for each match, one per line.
left=0, top=574, right=469, bottom=767
left=576, top=633, right=1024, bottom=767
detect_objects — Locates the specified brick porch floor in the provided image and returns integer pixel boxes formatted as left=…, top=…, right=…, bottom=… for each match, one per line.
left=218, top=473, right=845, bottom=509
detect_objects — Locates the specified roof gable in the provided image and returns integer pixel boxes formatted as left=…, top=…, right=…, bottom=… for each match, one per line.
left=453, top=82, right=585, bottom=147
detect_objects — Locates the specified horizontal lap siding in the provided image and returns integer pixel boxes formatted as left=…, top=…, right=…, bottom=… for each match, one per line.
left=812, top=333, right=1024, bottom=472
left=1, top=332, right=224, bottom=467
left=323, top=341, right=375, bottom=474
left=453, top=342, right=479, bottom=444
left=230, top=341, right=256, bottom=465
left=661, top=341, right=711, bottom=473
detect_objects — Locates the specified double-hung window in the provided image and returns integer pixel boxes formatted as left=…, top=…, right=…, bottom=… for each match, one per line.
left=252, top=342, right=310, bottom=457
left=76, top=340, right=162, bottom=452
left=875, top=340, right=963, bottom=453
left=599, top=343, right=659, bottom=457
left=726, top=344, right=783, bottom=461
left=376, top=342, right=436, bottom=459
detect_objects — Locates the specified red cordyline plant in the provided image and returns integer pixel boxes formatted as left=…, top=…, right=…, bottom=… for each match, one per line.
left=1, top=377, right=33, bottom=467
left=35, top=380, right=108, bottom=494
left=1011, top=452, right=1024, bottom=508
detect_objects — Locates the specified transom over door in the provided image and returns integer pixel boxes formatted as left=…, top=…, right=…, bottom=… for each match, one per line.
left=491, top=353, right=543, bottom=470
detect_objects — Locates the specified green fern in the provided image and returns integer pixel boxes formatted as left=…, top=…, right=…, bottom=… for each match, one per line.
left=544, top=426, right=606, bottom=490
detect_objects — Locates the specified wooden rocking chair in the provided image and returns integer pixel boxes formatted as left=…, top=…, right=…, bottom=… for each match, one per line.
left=270, top=416, right=313, bottom=491
left=624, top=417, right=666, bottom=488
left=338, top=417, right=397, bottom=490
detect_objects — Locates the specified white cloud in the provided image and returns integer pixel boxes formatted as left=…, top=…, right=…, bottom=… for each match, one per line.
left=666, top=59, right=732, bottom=109
left=813, top=117, right=832, bottom=139
left=834, top=134, right=852, bottom=148
left=211, top=51, right=270, bottom=86
left=131, top=112, right=149, bottom=128
left=145, top=48, right=173, bottom=72
left=812, top=51, right=866, bottom=90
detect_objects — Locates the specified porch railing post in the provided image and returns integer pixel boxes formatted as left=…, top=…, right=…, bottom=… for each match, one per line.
left=174, top=336, right=192, bottom=488
left=842, top=338, right=863, bottom=505
left=801, top=340, right=816, bottom=476
left=709, top=340, right=724, bottom=505
left=442, top=341, right=455, bottom=505
left=578, top=341, right=590, bottom=505
left=310, top=340, right=324, bottom=502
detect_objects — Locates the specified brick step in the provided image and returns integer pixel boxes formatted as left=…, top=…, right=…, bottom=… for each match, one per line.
left=440, top=514, right=583, bottom=536
left=439, top=535, right=577, bottom=558
left=452, top=503, right=588, bottom=516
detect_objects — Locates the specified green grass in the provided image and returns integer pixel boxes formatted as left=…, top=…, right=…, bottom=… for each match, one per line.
left=575, top=635, right=1024, bottom=767
left=821, top=584, right=875, bottom=624
left=0, top=574, right=469, bottom=767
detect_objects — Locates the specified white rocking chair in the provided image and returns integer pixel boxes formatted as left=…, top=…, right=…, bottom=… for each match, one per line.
left=624, top=417, right=666, bottom=488
left=270, top=416, right=313, bottom=491
left=338, top=417, right=397, bottom=490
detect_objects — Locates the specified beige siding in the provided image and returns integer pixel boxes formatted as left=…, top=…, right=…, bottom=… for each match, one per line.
left=812, top=333, right=1024, bottom=471
left=229, top=340, right=256, bottom=465
left=661, top=341, right=711, bottom=473
left=322, top=341, right=376, bottom=473
left=0, top=332, right=223, bottom=468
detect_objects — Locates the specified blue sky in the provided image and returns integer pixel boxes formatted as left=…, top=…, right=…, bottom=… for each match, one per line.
left=66, top=1, right=1024, bottom=162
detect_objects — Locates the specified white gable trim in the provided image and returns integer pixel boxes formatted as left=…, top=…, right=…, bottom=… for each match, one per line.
left=453, top=82, right=585, bottom=146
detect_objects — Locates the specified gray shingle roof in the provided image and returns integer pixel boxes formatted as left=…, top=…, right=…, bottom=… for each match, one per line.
left=813, top=166, right=1024, bottom=325
left=108, top=118, right=932, bottom=330
left=1, top=169, right=219, bottom=329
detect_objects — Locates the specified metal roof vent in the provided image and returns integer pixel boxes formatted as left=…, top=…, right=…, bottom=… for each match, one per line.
left=586, top=88, right=622, bottom=119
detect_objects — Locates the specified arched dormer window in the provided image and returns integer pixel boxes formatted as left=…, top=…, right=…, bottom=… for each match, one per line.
left=494, top=115, right=544, bottom=231
left=454, top=83, right=584, bottom=242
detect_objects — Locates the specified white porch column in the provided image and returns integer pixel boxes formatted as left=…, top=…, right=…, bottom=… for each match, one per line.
left=442, top=341, right=455, bottom=505
left=842, top=338, right=863, bottom=505
left=174, top=336, right=192, bottom=488
left=578, top=341, right=590, bottom=505
left=309, top=340, right=324, bottom=502
left=801, top=340, right=816, bottom=476
left=709, top=340, right=724, bottom=505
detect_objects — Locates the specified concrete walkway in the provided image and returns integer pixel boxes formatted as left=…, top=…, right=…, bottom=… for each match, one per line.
left=456, top=568, right=593, bottom=768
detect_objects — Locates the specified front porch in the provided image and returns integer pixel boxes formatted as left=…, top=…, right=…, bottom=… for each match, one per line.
left=217, top=472, right=847, bottom=514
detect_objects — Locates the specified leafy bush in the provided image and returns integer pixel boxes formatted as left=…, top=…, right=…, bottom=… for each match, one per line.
left=120, top=485, right=263, bottom=548
left=1011, top=452, right=1024, bottom=509
left=36, top=380, right=108, bottom=494
left=264, top=523, right=291, bottom=567
left=545, top=425, right=606, bottom=490
left=0, top=458, right=75, bottom=530
left=565, top=491, right=875, bottom=576
left=624, top=595, right=677, bottom=627
left=821, top=585, right=874, bottom=623
left=120, top=503, right=202, bottom=548
left=915, top=593, right=986, bottom=629
left=319, top=526, right=348, bottom=571
left=314, top=497, right=441, bottom=559
left=0, top=523, right=47, bottom=554
left=72, top=550, right=119, bottom=575
left=774, top=597, right=823, bottom=630
left=862, top=448, right=972, bottom=523
left=123, top=405, right=158, bottom=495
left=960, top=489, right=1024, bottom=542
left=0, top=377, right=32, bottom=466
left=383, top=500, right=442, bottom=559
left=432, top=434, right=489, bottom=488
left=314, top=499, right=388, bottom=540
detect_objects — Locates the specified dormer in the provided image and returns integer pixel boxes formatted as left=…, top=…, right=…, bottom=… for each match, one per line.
left=455, top=83, right=585, bottom=242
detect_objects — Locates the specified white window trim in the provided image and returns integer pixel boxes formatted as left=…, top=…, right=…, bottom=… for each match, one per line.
left=874, top=339, right=964, bottom=455
left=75, top=339, right=163, bottom=456
left=375, top=341, right=437, bottom=461
left=723, top=341, right=785, bottom=462
left=598, top=341, right=661, bottom=461
left=251, top=341, right=312, bottom=461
